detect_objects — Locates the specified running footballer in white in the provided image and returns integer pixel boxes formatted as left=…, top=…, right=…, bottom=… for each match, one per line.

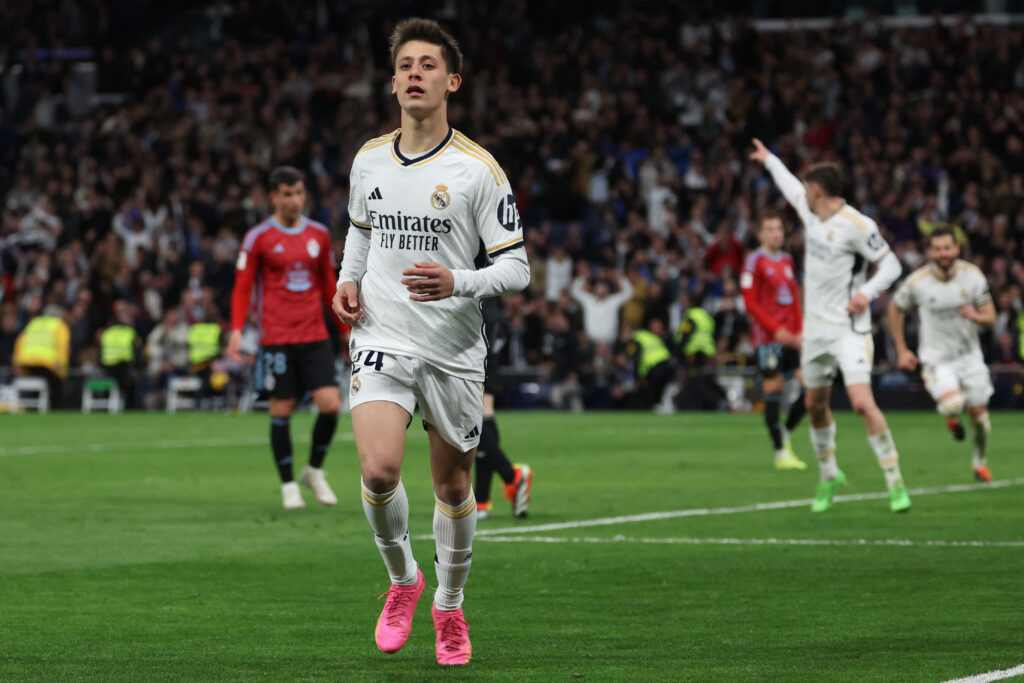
left=888, top=226, right=996, bottom=482
left=749, top=138, right=910, bottom=513
left=332, top=18, right=529, bottom=667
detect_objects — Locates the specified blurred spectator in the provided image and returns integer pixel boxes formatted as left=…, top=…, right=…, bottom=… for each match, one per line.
left=13, top=306, right=71, bottom=406
left=144, top=306, right=190, bottom=409
left=570, top=264, right=634, bottom=346
left=99, top=299, right=142, bottom=409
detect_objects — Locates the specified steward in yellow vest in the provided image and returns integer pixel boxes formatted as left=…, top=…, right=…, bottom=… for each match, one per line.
left=13, top=309, right=71, bottom=407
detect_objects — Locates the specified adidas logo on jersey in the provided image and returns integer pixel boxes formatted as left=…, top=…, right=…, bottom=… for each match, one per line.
left=464, top=425, right=480, bottom=440
left=273, top=244, right=285, bottom=253
left=368, top=187, right=383, bottom=200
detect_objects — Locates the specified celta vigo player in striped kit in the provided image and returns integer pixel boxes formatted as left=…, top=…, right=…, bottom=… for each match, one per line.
left=749, top=139, right=910, bottom=514
left=331, top=19, right=528, bottom=666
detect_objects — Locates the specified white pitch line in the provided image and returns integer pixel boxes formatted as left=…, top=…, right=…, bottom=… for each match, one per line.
left=474, top=535, right=1024, bottom=548
left=408, top=478, right=1024, bottom=540
left=467, top=478, right=1024, bottom=537
left=942, top=663, right=1024, bottom=683
left=0, top=433, right=355, bottom=457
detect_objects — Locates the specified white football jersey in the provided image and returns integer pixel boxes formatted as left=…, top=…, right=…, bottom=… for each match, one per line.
left=765, top=157, right=892, bottom=337
left=892, top=260, right=991, bottom=364
left=346, top=128, right=524, bottom=381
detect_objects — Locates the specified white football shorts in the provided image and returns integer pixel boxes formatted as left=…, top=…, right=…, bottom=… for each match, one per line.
left=801, top=330, right=874, bottom=389
left=921, top=355, right=993, bottom=408
left=349, top=349, right=483, bottom=451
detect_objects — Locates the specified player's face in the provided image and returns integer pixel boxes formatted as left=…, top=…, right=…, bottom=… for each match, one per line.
left=802, top=180, right=821, bottom=210
left=928, top=234, right=960, bottom=270
left=759, top=218, right=785, bottom=251
left=392, top=40, right=461, bottom=118
left=271, top=181, right=306, bottom=223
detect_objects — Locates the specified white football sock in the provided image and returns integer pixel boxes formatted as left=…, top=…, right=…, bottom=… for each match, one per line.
left=361, top=479, right=417, bottom=585
left=868, top=430, right=903, bottom=488
left=810, top=422, right=838, bottom=480
left=971, top=413, right=991, bottom=469
left=433, top=491, right=477, bottom=611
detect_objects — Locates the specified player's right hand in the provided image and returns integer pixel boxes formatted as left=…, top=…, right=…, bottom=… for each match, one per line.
left=749, top=138, right=771, bottom=164
left=896, top=348, right=918, bottom=372
left=775, top=328, right=801, bottom=350
left=333, top=281, right=362, bottom=324
left=226, top=330, right=243, bottom=363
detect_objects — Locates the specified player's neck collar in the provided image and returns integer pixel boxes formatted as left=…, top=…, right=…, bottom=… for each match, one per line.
left=930, top=261, right=958, bottom=281
left=269, top=215, right=306, bottom=233
left=392, top=127, right=453, bottom=166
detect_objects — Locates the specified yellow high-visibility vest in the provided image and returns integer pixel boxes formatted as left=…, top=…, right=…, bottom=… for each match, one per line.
left=188, top=323, right=221, bottom=364
left=13, top=315, right=70, bottom=377
left=101, top=325, right=136, bottom=366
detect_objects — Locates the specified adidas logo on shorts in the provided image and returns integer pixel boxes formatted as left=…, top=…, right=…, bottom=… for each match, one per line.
left=464, top=425, right=480, bottom=440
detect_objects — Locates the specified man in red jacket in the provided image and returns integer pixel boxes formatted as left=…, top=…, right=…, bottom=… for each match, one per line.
left=740, top=210, right=808, bottom=470
left=228, top=166, right=345, bottom=509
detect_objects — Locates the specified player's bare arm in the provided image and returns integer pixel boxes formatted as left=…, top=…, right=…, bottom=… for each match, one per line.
left=960, top=301, right=996, bottom=327
left=226, top=329, right=243, bottom=362
left=402, top=262, right=455, bottom=302
left=886, top=301, right=917, bottom=371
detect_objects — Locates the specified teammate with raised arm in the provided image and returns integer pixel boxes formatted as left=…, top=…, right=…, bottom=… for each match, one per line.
left=229, top=166, right=343, bottom=510
left=740, top=210, right=808, bottom=470
left=332, top=19, right=529, bottom=666
left=749, top=139, right=910, bottom=513
left=888, top=226, right=996, bottom=481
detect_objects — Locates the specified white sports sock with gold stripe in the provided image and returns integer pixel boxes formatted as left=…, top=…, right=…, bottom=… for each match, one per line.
left=361, top=478, right=417, bottom=585
left=868, top=430, right=904, bottom=488
left=810, top=422, right=839, bottom=481
left=433, top=491, right=477, bottom=611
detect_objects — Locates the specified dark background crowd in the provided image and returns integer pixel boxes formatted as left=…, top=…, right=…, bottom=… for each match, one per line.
left=3, top=0, right=1024, bottom=410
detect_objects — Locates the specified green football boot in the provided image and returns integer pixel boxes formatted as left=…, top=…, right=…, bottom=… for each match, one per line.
left=888, top=482, right=911, bottom=513
left=811, top=469, right=846, bottom=512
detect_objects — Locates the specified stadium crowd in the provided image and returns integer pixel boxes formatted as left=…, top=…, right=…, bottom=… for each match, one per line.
left=2, top=1, right=1024, bottom=409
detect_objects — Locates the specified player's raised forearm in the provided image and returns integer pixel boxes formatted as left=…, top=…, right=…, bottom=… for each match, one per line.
left=450, top=248, right=530, bottom=298
left=764, top=155, right=807, bottom=209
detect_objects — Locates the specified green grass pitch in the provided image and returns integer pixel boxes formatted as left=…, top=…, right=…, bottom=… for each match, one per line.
left=1, top=410, right=1022, bottom=681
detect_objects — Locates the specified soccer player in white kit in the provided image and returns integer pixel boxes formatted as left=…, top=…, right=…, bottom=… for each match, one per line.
left=749, top=139, right=910, bottom=513
left=332, top=19, right=529, bottom=666
left=887, top=226, right=996, bottom=481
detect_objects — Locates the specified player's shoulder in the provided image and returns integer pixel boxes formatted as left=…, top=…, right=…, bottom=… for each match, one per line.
left=837, top=204, right=878, bottom=233
left=902, top=264, right=934, bottom=290
left=742, top=248, right=765, bottom=272
left=354, top=129, right=401, bottom=162
left=241, top=219, right=275, bottom=251
left=304, top=217, right=332, bottom=241
left=956, top=259, right=985, bottom=281
left=448, top=129, right=509, bottom=187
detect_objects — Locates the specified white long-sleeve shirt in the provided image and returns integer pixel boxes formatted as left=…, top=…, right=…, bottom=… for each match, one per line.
left=336, top=128, right=529, bottom=381
left=570, top=276, right=634, bottom=345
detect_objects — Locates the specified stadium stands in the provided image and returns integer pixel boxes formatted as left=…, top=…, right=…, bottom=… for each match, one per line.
left=2, top=2, right=1022, bottom=409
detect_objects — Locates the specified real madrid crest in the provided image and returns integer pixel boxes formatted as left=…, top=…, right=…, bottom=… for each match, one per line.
left=431, top=183, right=451, bottom=210
left=351, top=374, right=361, bottom=396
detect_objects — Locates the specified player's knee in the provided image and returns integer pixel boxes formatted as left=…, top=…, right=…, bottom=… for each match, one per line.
left=805, top=394, right=826, bottom=419
left=849, top=396, right=877, bottom=417
left=434, top=480, right=473, bottom=507
left=937, top=394, right=965, bottom=418
left=970, top=409, right=990, bottom=426
left=361, top=464, right=402, bottom=493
